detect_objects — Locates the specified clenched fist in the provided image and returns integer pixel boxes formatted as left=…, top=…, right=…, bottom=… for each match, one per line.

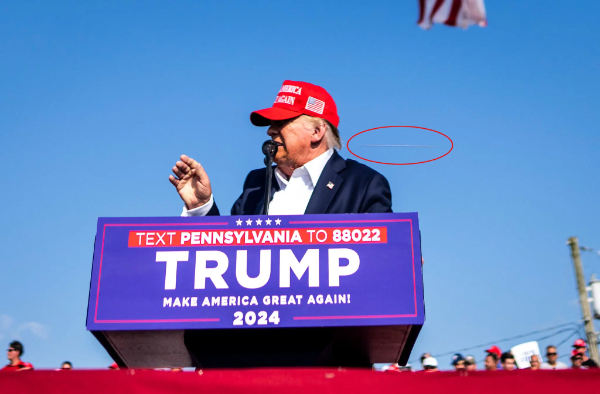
left=169, top=155, right=212, bottom=210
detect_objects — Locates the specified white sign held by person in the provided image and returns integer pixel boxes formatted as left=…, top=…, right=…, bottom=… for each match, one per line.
left=511, top=341, right=543, bottom=369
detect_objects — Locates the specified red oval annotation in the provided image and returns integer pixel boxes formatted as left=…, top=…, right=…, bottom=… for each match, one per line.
left=346, top=126, right=454, bottom=165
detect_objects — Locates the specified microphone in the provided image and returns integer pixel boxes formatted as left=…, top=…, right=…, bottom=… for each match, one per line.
left=261, top=140, right=279, bottom=215
left=262, top=140, right=279, bottom=163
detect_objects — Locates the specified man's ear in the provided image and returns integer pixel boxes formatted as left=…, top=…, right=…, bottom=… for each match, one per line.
left=311, top=121, right=327, bottom=143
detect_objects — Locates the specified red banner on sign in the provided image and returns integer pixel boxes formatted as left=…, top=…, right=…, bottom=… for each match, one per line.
left=128, top=227, right=388, bottom=247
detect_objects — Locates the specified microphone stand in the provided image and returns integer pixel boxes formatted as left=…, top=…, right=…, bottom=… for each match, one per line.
left=262, top=140, right=278, bottom=215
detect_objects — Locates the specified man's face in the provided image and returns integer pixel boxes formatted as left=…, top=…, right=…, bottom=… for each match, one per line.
left=466, top=363, right=477, bottom=371
left=267, top=116, right=323, bottom=173
left=502, top=359, right=516, bottom=371
left=454, top=361, right=466, bottom=371
left=529, top=355, right=540, bottom=370
left=484, top=355, right=497, bottom=371
left=575, top=346, right=586, bottom=355
left=572, top=356, right=583, bottom=368
left=546, top=347, right=558, bottom=363
left=7, top=347, right=19, bottom=362
left=61, top=363, right=72, bottom=370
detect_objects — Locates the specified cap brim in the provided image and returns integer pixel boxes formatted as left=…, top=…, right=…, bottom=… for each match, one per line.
left=250, top=107, right=302, bottom=126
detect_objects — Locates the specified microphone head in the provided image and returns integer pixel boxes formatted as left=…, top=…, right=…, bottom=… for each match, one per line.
left=262, top=140, right=279, bottom=158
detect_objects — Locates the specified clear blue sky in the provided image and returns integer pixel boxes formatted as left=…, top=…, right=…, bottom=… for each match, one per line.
left=1, top=1, right=599, bottom=370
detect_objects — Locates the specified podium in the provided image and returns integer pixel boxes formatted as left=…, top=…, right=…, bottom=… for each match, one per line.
left=87, top=213, right=424, bottom=368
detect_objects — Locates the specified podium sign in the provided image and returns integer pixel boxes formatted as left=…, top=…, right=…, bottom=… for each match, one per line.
left=86, top=213, right=424, bottom=367
left=87, top=212, right=423, bottom=331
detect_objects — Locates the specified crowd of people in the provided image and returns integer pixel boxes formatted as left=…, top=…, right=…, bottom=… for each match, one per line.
left=3, top=339, right=599, bottom=372
left=384, top=339, right=599, bottom=372
left=1, top=341, right=73, bottom=372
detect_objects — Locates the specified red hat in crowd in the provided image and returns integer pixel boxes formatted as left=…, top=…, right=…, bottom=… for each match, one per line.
left=571, top=350, right=583, bottom=359
left=250, top=80, right=340, bottom=128
left=485, top=346, right=502, bottom=358
left=383, top=364, right=402, bottom=372
left=573, top=339, right=587, bottom=348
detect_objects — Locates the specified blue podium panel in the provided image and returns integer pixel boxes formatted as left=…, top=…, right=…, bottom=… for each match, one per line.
left=86, top=213, right=424, bottom=332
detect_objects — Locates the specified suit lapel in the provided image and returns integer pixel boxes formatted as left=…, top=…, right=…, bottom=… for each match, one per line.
left=304, top=151, right=346, bottom=214
left=255, top=167, right=280, bottom=215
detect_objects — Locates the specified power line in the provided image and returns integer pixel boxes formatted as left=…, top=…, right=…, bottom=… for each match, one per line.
left=553, top=326, right=592, bottom=360
left=580, top=245, right=600, bottom=257
left=555, top=327, right=581, bottom=348
left=533, top=327, right=579, bottom=344
left=555, top=328, right=585, bottom=360
left=409, top=322, right=580, bottom=363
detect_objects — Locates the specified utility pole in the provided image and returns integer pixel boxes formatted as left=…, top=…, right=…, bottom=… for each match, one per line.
left=568, top=236, right=600, bottom=364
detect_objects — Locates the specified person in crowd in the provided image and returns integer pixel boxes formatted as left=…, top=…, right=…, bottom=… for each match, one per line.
left=571, top=350, right=586, bottom=369
left=381, top=364, right=400, bottom=372
left=109, top=362, right=119, bottom=370
left=500, top=352, right=516, bottom=371
left=451, top=353, right=466, bottom=371
left=1, top=341, right=33, bottom=372
left=541, top=345, right=568, bottom=369
left=420, top=352, right=432, bottom=369
left=484, top=352, right=498, bottom=371
left=465, top=355, right=477, bottom=371
left=529, top=355, right=541, bottom=370
left=573, top=339, right=598, bottom=368
left=61, top=361, right=72, bottom=370
left=382, top=363, right=411, bottom=372
left=485, top=345, right=502, bottom=360
left=422, top=357, right=438, bottom=372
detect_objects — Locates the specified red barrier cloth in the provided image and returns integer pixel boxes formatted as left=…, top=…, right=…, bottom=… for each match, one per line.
left=2, top=368, right=600, bottom=394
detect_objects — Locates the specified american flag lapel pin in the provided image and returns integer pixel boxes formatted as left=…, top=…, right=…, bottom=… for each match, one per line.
left=326, top=181, right=334, bottom=189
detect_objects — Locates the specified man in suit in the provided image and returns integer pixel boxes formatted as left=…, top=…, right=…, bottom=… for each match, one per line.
left=169, top=80, right=392, bottom=216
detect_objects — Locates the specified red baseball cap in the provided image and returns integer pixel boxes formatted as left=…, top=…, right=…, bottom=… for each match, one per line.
left=571, top=350, right=583, bottom=358
left=485, top=346, right=501, bottom=358
left=573, top=339, right=587, bottom=348
left=250, top=80, right=340, bottom=128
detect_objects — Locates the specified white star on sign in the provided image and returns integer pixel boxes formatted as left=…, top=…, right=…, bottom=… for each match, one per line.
left=265, top=219, right=272, bottom=225
left=256, top=218, right=262, bottom=225
left=275, top=218, right=281, bottom=225
left=236, top=219, right=242, bottom=226
left=246, top=218, right=253, bottom=226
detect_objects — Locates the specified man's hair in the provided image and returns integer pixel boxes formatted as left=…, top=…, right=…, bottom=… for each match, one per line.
left=501, top=352, right=515, bottom=363
left=303, top=115, right=341, bottom=150
left=486, top=352, right=498, bottom=363
left=546, top=345, right=556, bottom=352
left=9, top=341, right=23, bottom=357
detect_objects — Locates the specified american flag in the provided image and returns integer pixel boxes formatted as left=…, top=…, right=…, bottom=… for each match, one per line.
left=305, top=96, right=325, bottom=115
left=418, top=0, right=487, bottom=29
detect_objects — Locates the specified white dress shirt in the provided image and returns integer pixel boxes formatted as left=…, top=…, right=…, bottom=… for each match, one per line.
left=181, top=149, right=334, bottom=217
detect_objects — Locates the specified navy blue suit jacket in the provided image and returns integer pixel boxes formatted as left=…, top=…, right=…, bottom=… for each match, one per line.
left=206, top=151, right=392, bottom=215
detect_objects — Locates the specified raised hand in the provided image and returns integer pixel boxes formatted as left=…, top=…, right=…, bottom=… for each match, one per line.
left=169, top=155, right=212, bottom=210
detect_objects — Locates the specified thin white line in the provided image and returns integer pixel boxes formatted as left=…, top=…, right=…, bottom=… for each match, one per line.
left=359, top=144, right=439, bottom=148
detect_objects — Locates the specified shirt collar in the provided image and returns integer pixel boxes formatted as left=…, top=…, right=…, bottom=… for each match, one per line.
left=274, top=148, right=334, bottom=188
left=303, top=148, right=334, bottom=186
